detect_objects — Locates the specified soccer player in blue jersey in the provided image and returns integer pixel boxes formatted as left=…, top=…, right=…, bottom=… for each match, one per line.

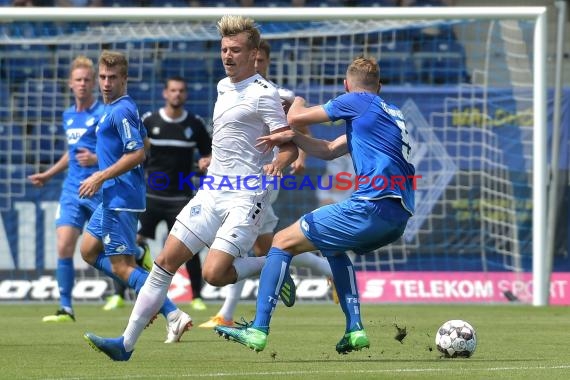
left=215, top=56, right=416, bottom=354
left=80, top=50, right=192, bottom=350
left=28, top=55, right=104, bottom=323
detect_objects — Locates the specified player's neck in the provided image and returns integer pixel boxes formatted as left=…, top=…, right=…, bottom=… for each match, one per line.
left=75, top=96, right=96, bottom=112
left=163, top=106, right=183, bottom=119
left=229, top=67, right=257, bottom=84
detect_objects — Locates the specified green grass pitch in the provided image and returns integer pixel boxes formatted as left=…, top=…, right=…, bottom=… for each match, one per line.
left=1, top=302, right=570, bottom=379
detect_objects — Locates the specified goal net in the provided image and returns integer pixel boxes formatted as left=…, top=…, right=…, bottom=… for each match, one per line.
left=0, top=7, right=548, bottom=305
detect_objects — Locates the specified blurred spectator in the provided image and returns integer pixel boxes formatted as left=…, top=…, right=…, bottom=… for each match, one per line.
left=12, top=0, right=54, bottom=5
left=397, top=0, right=456, bottom=5
left=56, top=0, right=102, bottom=5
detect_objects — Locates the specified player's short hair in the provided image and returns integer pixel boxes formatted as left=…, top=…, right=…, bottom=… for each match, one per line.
left=70, top=55, right=95, bottom=78
left=165, top=75, right=187, bottom=89
left=98, top=50, right=128, bottom=77
left=217, top=15, right=260, bottom=50
left=258, top=39, right=271, bottom=58
left=347, top=56, right=380, bottom=91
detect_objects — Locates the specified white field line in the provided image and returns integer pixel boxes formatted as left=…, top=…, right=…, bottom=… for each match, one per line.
left=44, top=364, right=570, bottom=380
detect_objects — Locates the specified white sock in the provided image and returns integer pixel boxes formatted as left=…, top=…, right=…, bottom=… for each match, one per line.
left=233, top=256, right=266, bottom=282
left=122, top=265, right=173, bottom=352
left=291, top=252, right=332, bottom=277
left=218, top=280, right=245, bottom=321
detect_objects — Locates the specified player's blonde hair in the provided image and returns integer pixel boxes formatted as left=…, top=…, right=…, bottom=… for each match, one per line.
left=70, top=55, right=95, bottom=78
left=347, top=56, right=380, bottom=91
left=217, top=15, right=260, bottom=50
left=98, top=50, right=128, bottom=77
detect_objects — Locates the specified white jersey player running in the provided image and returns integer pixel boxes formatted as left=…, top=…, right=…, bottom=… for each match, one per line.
left=199, top=39, right=336, bottom=329
left=82, top=16, right=299, bottom=361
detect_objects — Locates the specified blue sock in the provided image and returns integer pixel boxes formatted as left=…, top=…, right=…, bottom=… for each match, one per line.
left=253, top=247, right=292, bottom=334
left=57, top=257, right=74, bottom=312
left=326, top=252, right=363, bottom=333
left=94, top=253, right=125, bottom=284
left=127, top=266, right=177, bottom=317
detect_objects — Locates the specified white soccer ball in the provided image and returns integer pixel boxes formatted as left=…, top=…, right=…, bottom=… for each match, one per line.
left=435, top=319, right=477, bottom=358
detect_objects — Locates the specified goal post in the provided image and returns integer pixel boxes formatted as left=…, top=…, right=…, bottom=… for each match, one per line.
left=0, top=6, right=549, bottom=305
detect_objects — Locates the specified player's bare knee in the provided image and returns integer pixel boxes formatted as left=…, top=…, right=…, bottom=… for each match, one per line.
left=202, top=266, right=231, bottom=287
left=79, top=243, right=97, bottom=265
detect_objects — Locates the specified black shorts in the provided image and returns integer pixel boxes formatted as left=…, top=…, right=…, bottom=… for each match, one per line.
left=138, top=197, right=189, bottom=239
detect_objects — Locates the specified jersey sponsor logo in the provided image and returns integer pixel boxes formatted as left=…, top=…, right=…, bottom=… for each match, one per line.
left=301, top=218, right=309, bottom=232
left=85, top=116, right=96, bottom=127
left=190, top=205, right=201, bottom=216
left=126, top=140, right=138, bottom=150
left=115, top=244, right=127, bottom=254
left=66, top=128, right=88, bottom=144
left=184, top=127, right=193, bottom=139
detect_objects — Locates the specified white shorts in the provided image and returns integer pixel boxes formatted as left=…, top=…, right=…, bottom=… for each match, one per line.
left=259, top=204, right=278, bottom=235
left=171, top=188, right=272, bottom=258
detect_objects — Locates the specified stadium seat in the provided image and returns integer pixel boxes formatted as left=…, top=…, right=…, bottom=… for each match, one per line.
left=378, top=30, right=418, bottom=85
left=5, top=124, right=26, bottom=165
left=0, top=82, right=10, bottom=122
left=35, top=124, right=65, bottom=165
left=5, top=44, right=54, bottom=84
left=16, top=80, right=64, bottom=120
left=415, top=38, right=470, bottom=84
left=150, top=0, right=188, bottom=6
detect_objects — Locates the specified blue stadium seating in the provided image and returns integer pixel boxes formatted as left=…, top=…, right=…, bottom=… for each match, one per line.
left=0, top=82, right=10, bottom=121
left=378, top=30, right=418, bottom=85
left=5, top=44, right=54, bottom=84
left=416, top=38, right=469, bottom=84
left=150, top=0, right=189, bottom=6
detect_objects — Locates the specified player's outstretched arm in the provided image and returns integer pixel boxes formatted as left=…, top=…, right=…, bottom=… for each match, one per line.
left=264, top=126, right=298, bottom=177
left=257, top=131, right=347, bottom=162
left=287, top=96, right=329, bottom=129
left=28, top=152, right=70, bottom=187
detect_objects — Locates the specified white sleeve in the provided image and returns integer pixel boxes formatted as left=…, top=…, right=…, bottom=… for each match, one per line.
left=259, top=91, right=288, bottom=133
left=278, top=87, right=295, bottom=104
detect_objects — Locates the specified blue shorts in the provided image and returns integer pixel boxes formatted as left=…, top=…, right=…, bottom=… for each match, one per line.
left=86, top=204, right=140, bottom=256
left=300, top=197, right=410, bottom=256
left=55, top=189, right=100, bottom=230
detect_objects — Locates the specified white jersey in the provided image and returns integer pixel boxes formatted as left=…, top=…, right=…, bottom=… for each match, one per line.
left=267, top=79, right=295, bottom=104
left=207, top=74, right=288, bottom=189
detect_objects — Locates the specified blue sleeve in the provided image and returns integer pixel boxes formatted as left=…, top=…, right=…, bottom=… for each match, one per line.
left=113, top=104, right=144, bottom=153
left=322, top=93, right=360, bottom=122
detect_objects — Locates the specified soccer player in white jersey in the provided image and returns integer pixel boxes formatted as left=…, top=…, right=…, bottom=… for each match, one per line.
left=216, top=56, right=415, bottom=354
left=83, top=16, right=299, bottom=361
left=29, top=55, right=104, bottom=323
left=199, top=39, right=336, bottom=329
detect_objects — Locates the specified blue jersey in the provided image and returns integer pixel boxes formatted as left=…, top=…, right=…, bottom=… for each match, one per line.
left=62, top=100, right=104, bottom=193
left=96, top=95, right=146, bottom=211
left=323, top=92, right=415, bottom=214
